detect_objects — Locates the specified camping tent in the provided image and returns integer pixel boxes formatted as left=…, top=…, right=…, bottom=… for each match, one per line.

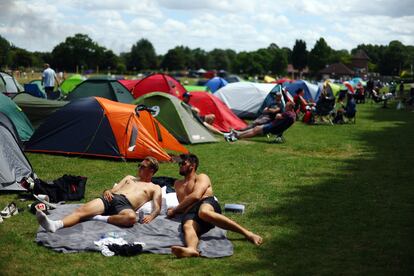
left=187, top=91, right=247, bottom=132
left=0, top=92, right=34, bottom=141
left=134, top=92, right=217, bottom=144
left=257, top=84, right=286, bottom=115
left=264, top=75, right=276, bottom=83
left=0, top=112, right=34, bottom=191
left=119, top=79, right=140, bottom=92
left=12, top=93, right=69, bottom=128
left=214, top=82, right=275, bottom=119
left=60, top=74, right=86, bottom=94
left=67, top=77, right=134, bottom=103
left=206, top=77, right=228, bottom=93
left=0, top=71, right=24, bottom=97
left=131, top=73, right=186, bottom=100
left=25, top=97, right=187, bottom=161
left=284, top=80, right=321, bottom=102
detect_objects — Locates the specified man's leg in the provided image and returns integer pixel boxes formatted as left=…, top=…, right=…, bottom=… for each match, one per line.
left=171, top=219, right=201, bottom=258
left=198, top=204, right=262, bottom=245
left=235, top=125, right=264, bottom=139
left=37, top=198, right=105, bottom=232
left=107, top=209, right=137, bottom=227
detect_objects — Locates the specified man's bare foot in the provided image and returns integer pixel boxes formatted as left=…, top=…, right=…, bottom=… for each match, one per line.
left=246, top=232, right=263, bottom=246
left=171, top=246, right=200, bottom=258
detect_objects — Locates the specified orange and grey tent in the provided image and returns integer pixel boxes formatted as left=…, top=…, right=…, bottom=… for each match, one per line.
left=25, top=97, right=187, bottom=161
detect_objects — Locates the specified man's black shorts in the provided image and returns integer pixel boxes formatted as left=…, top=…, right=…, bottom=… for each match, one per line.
left=182, top=196, right=222, bottom=235
left=99, top=194, right=134, bottom=215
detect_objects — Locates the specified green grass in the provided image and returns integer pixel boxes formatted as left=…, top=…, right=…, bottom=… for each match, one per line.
left=1, top=102, right=414, bottom=275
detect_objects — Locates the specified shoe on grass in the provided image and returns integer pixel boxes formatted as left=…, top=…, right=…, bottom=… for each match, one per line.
left=1, top=202, right=19, bottom=218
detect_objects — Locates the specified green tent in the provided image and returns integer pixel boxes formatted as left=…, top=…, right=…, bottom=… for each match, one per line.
left=184, top=85, right=207, bottom=92
left=328, top=82, right=342, bottom=96
left=67, top=77, right=134, bottom=103
left=134, top=92, right=217, bottom=144
left=60, top=74, right=85, bottom=94
left=0, top=92, right=34, bottom=141
left=12, top=93, right=69, bottom=128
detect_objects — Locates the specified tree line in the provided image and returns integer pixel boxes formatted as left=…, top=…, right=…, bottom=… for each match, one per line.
left=1, top=33, right=413, bottom=78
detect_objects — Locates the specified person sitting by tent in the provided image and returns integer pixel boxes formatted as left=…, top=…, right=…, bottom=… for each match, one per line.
left=293, top=88, right=315, bottom=123
left=224, top=102, right=296, bottom=142
left=182, top=92, right=224, bottom=135
left=372, top=87, right=393, bottom=108
left=354, top=82, right=365, bottom=104
left=36, top=157, right=162, bottom=232
left=313, top=88, right=336, bottom=124
left=333, top=92, right=356, bottom=124
left=239, top=92, right=285, bottom=131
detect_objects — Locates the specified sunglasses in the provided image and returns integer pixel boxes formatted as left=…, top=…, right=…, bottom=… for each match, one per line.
left=138, top=163, right=150, bottom=169
left=178, top=161, right=188, bottom=167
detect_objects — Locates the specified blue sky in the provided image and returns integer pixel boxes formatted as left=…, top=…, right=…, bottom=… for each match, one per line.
left=1, top=0, right=413, bottom=55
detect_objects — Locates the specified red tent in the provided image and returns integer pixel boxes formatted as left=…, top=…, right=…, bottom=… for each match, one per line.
left=131, top=73, right=186, bottom=100
left=187, top=91, right=247, bottom=132
left=119, top=79, right=140, bottom=92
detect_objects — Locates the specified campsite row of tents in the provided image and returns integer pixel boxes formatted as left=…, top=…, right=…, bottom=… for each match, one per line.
left=1, top=71, right=363, bottom=192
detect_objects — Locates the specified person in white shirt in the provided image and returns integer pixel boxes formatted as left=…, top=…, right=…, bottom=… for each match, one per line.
left=41, top=63, right=60, bottom=98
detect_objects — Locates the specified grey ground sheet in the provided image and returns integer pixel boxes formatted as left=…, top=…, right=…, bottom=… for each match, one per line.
left=35, top=204, right=233, bottom=258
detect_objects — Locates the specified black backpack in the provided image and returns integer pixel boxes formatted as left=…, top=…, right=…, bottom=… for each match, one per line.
left=33, top=175, right=87, bottom=203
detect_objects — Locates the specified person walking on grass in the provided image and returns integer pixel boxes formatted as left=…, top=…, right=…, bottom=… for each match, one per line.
left=41, top=63, right=60, bottom=99
left=167, top=153, right=262, bottom=258
left=36, top=156, right=162, bottom=232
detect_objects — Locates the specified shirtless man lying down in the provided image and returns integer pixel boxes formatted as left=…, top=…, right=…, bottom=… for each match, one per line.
left=36, top=156, right=162, bottom=232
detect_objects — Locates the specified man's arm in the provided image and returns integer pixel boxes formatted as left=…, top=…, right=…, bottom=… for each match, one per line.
left=141, top=185, right=162, bottom=224
left=168, top=174, right=210, bottom=217
left=102, top=175, right=132, bottom=201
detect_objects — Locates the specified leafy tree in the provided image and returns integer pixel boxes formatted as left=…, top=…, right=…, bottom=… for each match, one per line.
left=0, top=35, right=11, bottom=68
left=128, top=38, right=157, bottom=71
left=10, top=47, right=33, bottom=68
left=308, top=37, right=333, bottom=74
left=208, top=49, right=231, bottom=71
left=51, top=34, right=106, bottom=72
left=378, top=41, right=406, bottom=75
left=330, top=49, right=351, bottom=65
left=160, top=47, right=187, bottom=71
left=270, top=48, right=288, bottom=76
left=234, top=51, right=264, bottom=76
left=291, top=39, right=308, bottom=75
left=191, top=48, right=209, bottom=69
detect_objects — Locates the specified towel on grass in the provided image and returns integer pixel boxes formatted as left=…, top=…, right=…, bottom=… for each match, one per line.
left=35, top=204, right=233, bottom=258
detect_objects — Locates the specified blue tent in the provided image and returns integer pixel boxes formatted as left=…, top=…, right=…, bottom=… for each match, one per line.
left=284, top=80, right=321, bottom=102
left=206, top=77, right=228, bottom=93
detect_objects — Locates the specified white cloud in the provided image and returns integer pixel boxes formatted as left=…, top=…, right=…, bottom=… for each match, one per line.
left=0, top=0, right=413, bottom=55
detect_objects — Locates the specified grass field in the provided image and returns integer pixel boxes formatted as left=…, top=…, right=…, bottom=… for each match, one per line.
left=1, top=101, right=413, bottom=275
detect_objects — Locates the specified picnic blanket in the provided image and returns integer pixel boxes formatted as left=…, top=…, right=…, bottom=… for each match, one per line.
left=35, top=204, right=233, bottom=258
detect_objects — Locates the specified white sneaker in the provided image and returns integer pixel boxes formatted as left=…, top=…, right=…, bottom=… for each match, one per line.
left=0, top=202, right=18, bottom=218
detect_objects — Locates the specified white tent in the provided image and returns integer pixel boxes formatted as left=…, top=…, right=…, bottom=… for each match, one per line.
left=214, top=82, right=275, bottom=119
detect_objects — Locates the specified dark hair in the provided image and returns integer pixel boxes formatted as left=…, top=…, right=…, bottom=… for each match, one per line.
left=179, top=153, right=199, bottom=171
left=144, top=156, right=159, bottom=173
left=296, top=88, right=304, bottom=94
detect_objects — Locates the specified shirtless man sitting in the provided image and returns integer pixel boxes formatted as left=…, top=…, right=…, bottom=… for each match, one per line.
left=36, top=156, right=162, bottom=232
left=167, top=153, right=262, bottom=258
